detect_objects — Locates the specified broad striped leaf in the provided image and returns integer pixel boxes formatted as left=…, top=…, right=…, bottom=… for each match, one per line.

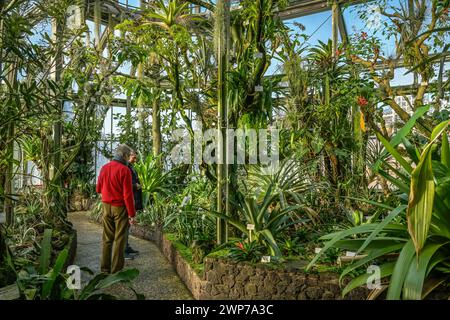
left=403, top=243, right=445, bottom=300
left=387, top=240, right=416, bottom=300
left=406, top=123, right=450, bottom=255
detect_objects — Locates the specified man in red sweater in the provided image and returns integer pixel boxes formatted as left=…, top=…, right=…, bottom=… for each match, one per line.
left=96, top=144, right=136, bottom=274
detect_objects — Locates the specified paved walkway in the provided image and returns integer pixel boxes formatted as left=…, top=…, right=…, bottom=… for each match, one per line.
left=68, top=211, right=192, bottom=300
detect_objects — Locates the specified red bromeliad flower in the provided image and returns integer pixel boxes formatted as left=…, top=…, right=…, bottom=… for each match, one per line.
left=236, top=242, right=245, bottom=251
left=361, top=31, right=368, bottom=40
left=357, top=96, right=368, bottom=106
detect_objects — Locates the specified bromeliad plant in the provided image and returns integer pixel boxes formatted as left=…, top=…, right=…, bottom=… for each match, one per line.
left=307, top=120, right=450, bottom=299
left=229, top=241, right=265, bottom=264
left=210, top=187, right=307, bottom=258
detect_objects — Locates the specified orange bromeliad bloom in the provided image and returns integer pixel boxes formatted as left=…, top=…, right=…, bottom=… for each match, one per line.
left=357, top=96, right=368, bottom=106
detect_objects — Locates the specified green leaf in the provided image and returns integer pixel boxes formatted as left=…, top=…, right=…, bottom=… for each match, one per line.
left=441, top=131, right=450, bottom=169
left=430, top=121, right=450, bottom=141
left=376, top=132, right=413, bottom=174
left=39, top=229, right=53, bottom=274
left=307, top=223, right=399, bottom=270
left=356, top=205, right=407, bottom=255
left=42, top=248, right=68, bottom=299
left=402, top=137, right=420, bottom=164
left=403, top=243, right=445, bottom=300
left=320, top=223, right=406, bottom=241
left=378, top=169, right=410, bottom=194
left=391, top=106, right=430, bottom=147
left=259, top=229, right=281, bottom=257
left=340, top=243, right=405, bottom=284
left=407, top=139, right=435, bottom=255
left=342, top=262, right=396, bottom=297
left=95, top=268, right=140, bottom=290
left=374, top=105, right=430, bottom=171
left=386, top=240, right=416, bottom=300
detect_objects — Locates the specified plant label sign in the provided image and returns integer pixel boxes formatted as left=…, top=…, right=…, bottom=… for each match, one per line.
left=314, top=247, right=322, bottom=254
left=0, top=212, right=5, bottom=224
left=346, top=251, right=357, bottom=257
left=247, top=224, right=255, bottom=231
left=255, top=85, right=263, bottom=92
left=261, top=256, right=271, bottom=263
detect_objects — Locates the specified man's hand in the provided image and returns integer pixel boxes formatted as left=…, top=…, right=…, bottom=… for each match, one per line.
left=129, top=217, right=136, bottom=225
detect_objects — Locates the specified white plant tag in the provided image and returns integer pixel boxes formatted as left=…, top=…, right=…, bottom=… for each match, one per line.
left=346, top=251, right=357, bottom=257
left=261, top=256, right=271, bottom=263
left=247, top=224, right=255, bottom=231
left=255, top=52, right=263, bottom=58
left=255, top=85, right=263, bottom=92
left=314, top=247, right=322, bottom=254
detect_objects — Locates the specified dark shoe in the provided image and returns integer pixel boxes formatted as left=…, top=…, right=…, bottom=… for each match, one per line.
left=125, top=246, right=140, bottom=255
left=124, top=253, right=134, bottom=260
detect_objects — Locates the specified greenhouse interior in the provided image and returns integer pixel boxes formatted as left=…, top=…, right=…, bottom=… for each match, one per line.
left=0, top=0, right=450, bottom=303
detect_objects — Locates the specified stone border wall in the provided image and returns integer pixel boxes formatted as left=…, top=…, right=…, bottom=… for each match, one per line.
left=200, top=258, right=368, bottom=300
left=88, top=215, right=450, bottom=300
left=124, top=222, right=368, bottom=300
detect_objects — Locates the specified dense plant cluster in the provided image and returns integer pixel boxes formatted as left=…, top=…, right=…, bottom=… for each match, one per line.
left=1, top=0, right=449, bottom=300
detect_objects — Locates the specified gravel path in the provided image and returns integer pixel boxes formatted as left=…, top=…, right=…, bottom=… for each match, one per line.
left=68, top=211, right=192, bottom=300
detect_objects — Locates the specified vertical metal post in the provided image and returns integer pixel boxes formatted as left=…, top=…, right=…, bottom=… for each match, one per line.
left=331, top=1, right=339, bottom=57
left=216, top=0, right=230, bottom=245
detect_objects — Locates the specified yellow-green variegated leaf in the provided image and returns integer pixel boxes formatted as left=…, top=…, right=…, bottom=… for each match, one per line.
left=407, top=143, right=435, bottom=256
left=407, top=121, right=449, bottom=255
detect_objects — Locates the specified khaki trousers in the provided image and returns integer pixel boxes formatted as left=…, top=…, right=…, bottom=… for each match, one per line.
left=100, top=203, right=128, bottom=274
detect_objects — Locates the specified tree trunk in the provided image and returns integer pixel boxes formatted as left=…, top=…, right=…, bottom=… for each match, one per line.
left=152, top=96, right=162, bottom=164
left=215, top=0, right=230, bottom=245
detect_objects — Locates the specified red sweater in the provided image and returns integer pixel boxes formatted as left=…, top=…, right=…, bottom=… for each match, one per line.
left=96, top=160, right=136, bottom=218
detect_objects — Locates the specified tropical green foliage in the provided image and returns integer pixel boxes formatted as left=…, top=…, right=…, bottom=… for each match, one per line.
left=229, top=240, right=266, bottom=264
left=134, top=154, right=176, bottom=207
left=8, top=228, right=142, bottom=300
left=308, top=121, right=450, bottom=299
left=209, top=190, right=307, bottom=257
left=1, top=0, right=449, bottom=301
